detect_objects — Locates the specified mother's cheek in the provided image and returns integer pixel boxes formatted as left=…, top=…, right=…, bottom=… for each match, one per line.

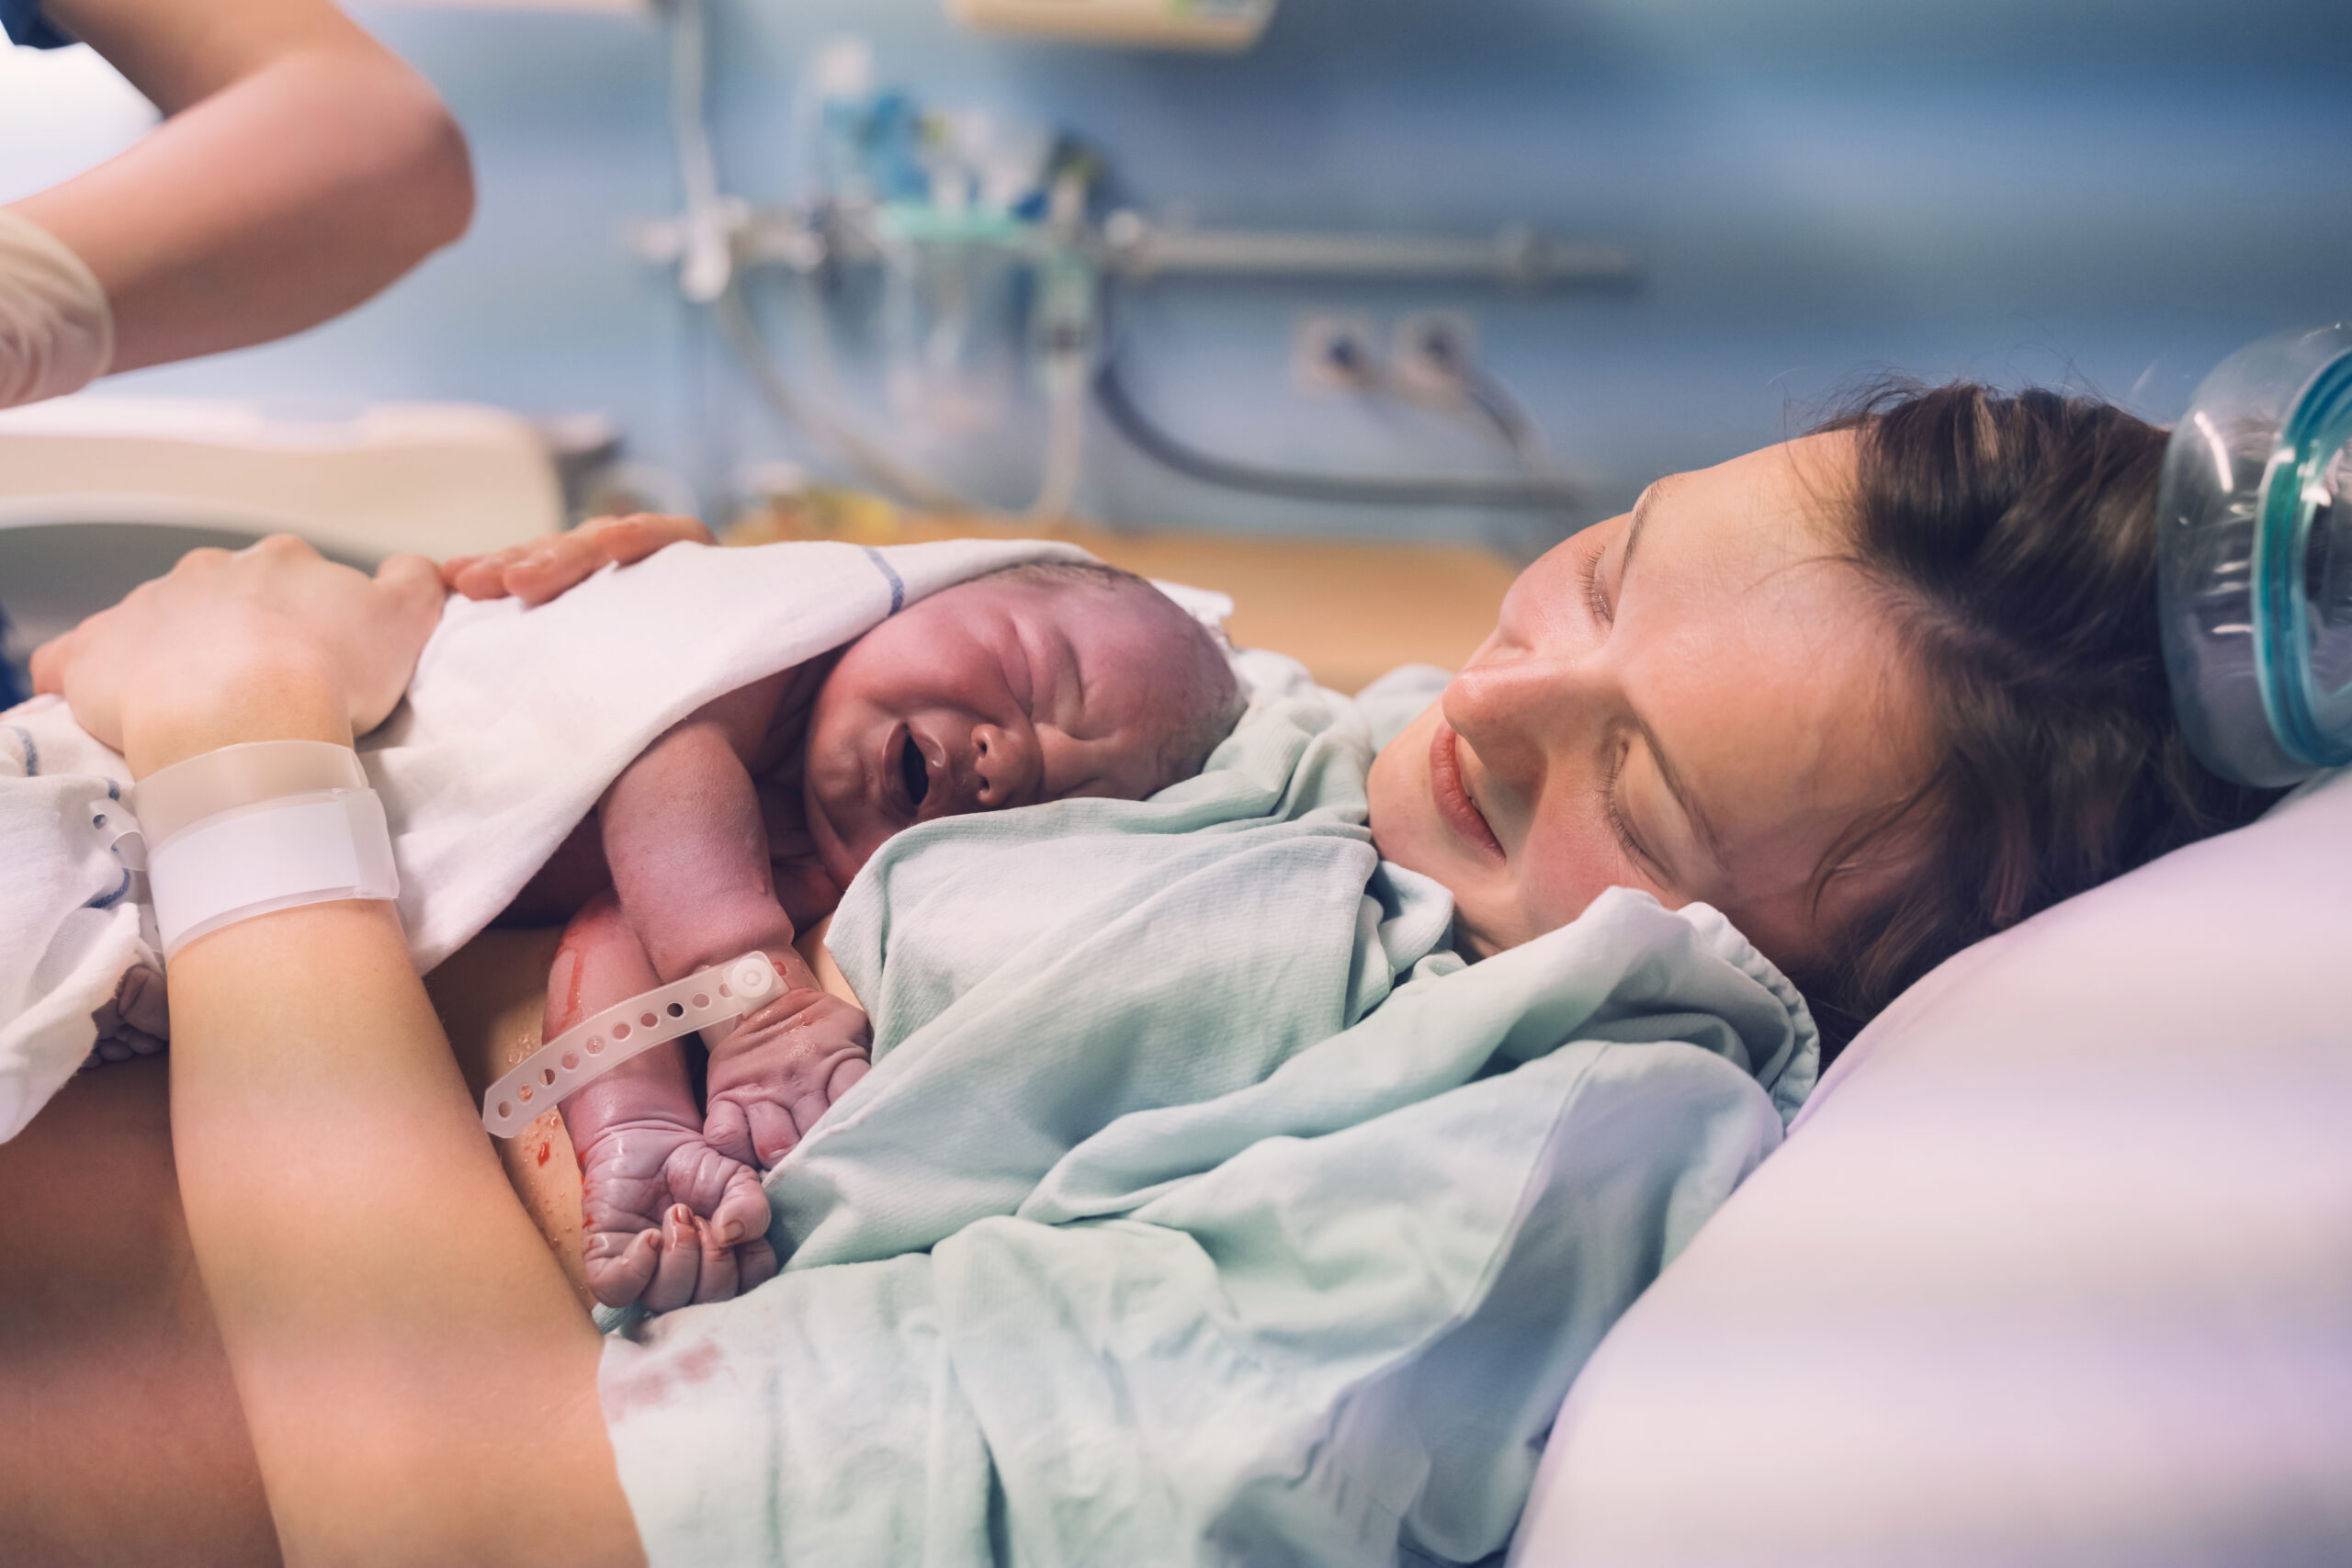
left=1365, top=705, right=1439, bottom=855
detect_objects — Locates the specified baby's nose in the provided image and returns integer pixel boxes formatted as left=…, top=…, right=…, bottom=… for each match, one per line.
left=969, top=724, right=1038, bottom=809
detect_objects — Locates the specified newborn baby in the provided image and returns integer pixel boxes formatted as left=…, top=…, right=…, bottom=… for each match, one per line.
left=509, top=559, right=1243, bottom=1310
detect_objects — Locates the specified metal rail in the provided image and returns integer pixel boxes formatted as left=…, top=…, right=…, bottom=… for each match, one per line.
left=693, top=203, right=1640, bottom=293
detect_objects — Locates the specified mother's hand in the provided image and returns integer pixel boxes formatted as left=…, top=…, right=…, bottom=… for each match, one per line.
left=29, top=533, right=443, bottom=776
left=443, top=511, right=716, bottom=607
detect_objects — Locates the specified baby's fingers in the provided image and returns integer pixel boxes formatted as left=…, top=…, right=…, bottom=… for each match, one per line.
left=785, top=1046, right=869, bottom=1139
left=743, top=1099, right=801, bottom=1169
left=661, top=1136, right=769, bottom=1246
left=639, top=1204, right=705, bottom=1314
left=702, top=1096, right=757, bottom=1168
left=705, top=1091, right=803, bottom=1170
left=707, top=1164, right=772, bottom=1250
left=735, top=1237, right=778, bottom=1294
left=690, top=1217, right=740, bottom=1306
left=583, top=1227, right=662, bottom=1309
left=829, top=1055, right=869, bottom=1104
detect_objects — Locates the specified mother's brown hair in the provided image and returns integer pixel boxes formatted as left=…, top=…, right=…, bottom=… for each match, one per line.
left=1797, top=382, right=2284, bottom=1056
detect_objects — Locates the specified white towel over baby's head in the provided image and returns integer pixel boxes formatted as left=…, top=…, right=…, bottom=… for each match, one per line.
left=367, top=536, right=1095, bottom=971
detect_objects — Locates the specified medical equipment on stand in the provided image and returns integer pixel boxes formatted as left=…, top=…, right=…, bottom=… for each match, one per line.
left=2157, top=323, right=2352, bottom=785
left=638, top=6, right=1636, bottom=524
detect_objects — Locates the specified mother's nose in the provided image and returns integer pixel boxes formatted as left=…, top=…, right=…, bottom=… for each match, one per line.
left=1445, top=649, right=1596, bottom=788
left=969, top=723, right=1038, bottom=808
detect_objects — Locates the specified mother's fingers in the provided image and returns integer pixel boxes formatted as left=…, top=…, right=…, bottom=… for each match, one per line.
left=441, top=544, right=533, bottom=600
left=589, top=513, right=716, bottom=562
left=439, top=513, right=714, bottom=607
left=33, top=532, right=447, bottom=763
left=444, top=535, right=604, bottom=606
left=28, top=626, right=74, bottom=695
left=503, top=513, right=711, bottom=605
left=375, top=551, right=446, bottom=614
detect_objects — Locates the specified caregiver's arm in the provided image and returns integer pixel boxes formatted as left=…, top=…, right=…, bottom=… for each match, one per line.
left=35, top=540, right=643, bottom=1567
left=6, top=0, right=470, bottom=374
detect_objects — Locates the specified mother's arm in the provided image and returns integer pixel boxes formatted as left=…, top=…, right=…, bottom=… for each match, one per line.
left=35, top=539, right=644, bottom=1566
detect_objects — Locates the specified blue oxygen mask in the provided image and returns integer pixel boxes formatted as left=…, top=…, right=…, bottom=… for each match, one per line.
left=2158, top=324, right=2352, bottom=786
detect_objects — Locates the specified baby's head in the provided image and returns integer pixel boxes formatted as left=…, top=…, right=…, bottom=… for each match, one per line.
left=801, top=559, right=1245, bottom=886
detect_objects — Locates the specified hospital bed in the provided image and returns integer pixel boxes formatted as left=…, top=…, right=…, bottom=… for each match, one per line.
left=5, top=396, right=2344, bottom=1566
left=0, top=395, right=563, bottom=672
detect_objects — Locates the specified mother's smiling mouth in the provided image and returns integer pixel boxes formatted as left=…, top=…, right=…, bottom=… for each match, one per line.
left=1429, top=719, right=1506, bottom=863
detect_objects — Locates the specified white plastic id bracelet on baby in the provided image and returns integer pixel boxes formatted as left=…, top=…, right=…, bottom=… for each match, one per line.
left=131, top=739, right=400, bottom=958
left=481, top=953, right=780, bottom=1137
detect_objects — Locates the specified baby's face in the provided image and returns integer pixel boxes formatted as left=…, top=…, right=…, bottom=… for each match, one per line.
left=802, top=576, right=1204, bottom=887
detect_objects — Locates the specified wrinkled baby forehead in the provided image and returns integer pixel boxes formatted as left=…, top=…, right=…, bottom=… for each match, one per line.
left=944, top=565, right=1203, bottom=641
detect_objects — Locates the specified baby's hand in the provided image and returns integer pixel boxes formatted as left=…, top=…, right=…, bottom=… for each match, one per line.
left=574, top=1113, right=776, bottom=1312
left=703, top=987, right=873, bottom=1169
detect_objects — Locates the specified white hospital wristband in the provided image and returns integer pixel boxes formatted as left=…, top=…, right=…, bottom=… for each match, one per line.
left=132, top=739, right=400, bottom=958
left=0, top=209, right=114, bottom=409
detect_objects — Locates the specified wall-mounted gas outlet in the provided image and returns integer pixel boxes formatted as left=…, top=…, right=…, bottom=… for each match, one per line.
left=1389, top=310, right=1476, bottom=406
left=1291, top=314, right=1382, bottom=395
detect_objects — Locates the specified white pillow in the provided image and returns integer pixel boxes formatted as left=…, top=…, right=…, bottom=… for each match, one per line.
left=1512, top=768, right=2352, bottom=1567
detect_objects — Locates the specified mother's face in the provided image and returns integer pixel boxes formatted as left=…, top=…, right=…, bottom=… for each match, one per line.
left=1368, top=432, right=1930, bottom=974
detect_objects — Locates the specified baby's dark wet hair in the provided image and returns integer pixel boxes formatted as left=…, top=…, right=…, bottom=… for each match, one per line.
left=974, top=559, right=1246, bottom=788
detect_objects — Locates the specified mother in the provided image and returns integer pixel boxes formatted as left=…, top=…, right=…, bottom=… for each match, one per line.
left=3, top=382, right=2274, bottom=1562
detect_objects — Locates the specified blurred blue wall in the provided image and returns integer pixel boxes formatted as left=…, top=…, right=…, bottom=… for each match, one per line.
left=41, top=0, right=2352, bottom=547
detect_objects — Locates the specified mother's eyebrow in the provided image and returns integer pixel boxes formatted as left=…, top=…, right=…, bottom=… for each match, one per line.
left=1621, top=474, right=1673, bottom=588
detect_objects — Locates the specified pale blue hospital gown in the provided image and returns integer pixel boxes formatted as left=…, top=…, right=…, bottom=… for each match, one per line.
left=600, top=664, right=1815, bottom=1566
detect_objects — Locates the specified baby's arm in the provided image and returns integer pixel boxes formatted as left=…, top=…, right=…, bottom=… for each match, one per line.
left=600, top=666, right=870, bottom=1169
left=549, top=894, right=774, bottom=1311
left=599, top=671, right=799, bottom=981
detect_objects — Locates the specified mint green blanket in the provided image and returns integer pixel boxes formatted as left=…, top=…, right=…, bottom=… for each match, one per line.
left=599, top=678, right=1815, bottom=1566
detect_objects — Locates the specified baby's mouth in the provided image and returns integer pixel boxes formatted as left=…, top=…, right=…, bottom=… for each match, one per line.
left=898, top=728, right=930, bottom=809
